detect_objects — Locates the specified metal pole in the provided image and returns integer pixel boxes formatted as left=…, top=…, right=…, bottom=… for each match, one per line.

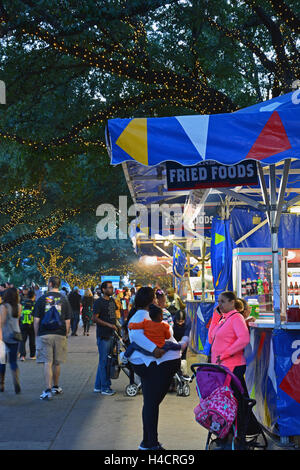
left=269, top=164, right=281, bottom=329
left=269, top=161, right=291, bottom=328
left=201, top=241, right=206, bottom=302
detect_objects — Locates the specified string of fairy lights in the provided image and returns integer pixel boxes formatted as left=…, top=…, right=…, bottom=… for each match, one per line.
left=0, top=3, right=296, bottom=152
left=0, top=202, right=79, bottom=254
left=0, top=11, right=237, bottom=150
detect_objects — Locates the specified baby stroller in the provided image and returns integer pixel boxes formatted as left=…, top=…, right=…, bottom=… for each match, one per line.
left=117, top=332, right=142, bottom=397
left=190, top=363, right=268, bottom=450
left=174, top=370, right=191, bottom=397
left=106, top=331, right=121, bottom=380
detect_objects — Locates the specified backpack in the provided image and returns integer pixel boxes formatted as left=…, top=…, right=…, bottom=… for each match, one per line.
left=194, top=385, right=238, bottom=440
left=41, top=305, right=62, bottom=330
left=21, top=304, right=34, bottom=325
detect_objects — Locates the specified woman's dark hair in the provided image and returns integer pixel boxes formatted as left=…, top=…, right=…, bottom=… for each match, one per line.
left=126, top=287, right=155, bottom=324
left=220, top=291, right=237, bottom=302
left=3, top=287, right=19, bottom=318
left=174, top=309, right=186, bottom=323
left=149, top=304, right=163, bottom=322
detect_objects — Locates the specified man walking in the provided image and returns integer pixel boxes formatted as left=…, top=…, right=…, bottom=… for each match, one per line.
left=93, top=280, right=118, bottom=396
left=68, top=287, right=81, bottom=336
left=33, top=276, right=72, bottom=400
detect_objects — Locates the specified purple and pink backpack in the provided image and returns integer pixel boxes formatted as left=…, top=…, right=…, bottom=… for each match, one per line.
left=193, top=365, right=244, bottom=440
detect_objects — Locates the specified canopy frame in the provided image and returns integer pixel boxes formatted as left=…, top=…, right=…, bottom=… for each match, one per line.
left=216, top=160, right=292, bottom=328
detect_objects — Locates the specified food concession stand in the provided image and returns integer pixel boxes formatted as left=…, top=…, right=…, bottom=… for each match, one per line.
left=106, top=90, right=300, bottom=444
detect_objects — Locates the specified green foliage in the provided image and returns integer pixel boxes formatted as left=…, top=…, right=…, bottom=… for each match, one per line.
left=0, top=0, right=298, bottom=273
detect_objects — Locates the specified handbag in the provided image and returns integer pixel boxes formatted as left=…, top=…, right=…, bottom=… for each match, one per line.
left=12, top=331, right=23, bottom=342
left=0, top=340, right=6, bottom=364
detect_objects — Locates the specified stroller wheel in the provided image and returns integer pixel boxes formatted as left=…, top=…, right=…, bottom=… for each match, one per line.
left=125, top=384, right=138, bottom=397
left=176, top=385, right=183, bottom=396
left=182, top=384, right=190, bottom=397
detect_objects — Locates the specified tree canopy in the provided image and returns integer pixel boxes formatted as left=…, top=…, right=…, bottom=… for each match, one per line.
left=0, top=0, right=298, bottom=282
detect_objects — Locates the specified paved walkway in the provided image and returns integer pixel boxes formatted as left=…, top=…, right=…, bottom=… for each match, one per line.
left=0, top=325, right=289, bottom=450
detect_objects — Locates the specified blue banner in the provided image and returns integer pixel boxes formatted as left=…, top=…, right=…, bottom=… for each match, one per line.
left=231, top=208, right=300, bottom=249
left=172, top=245, right=187, bottom=278
left=273, top=329, right=300, bottom=436
left=210, top=218, right=234, bottom=304
left=186, top=301, right=214, bottom=353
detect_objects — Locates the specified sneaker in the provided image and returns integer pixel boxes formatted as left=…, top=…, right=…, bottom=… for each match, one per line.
left=149, top=445, right=165, bottom=450
left=101, top=388, right=116, bottom=396
left=138, top=442, right=149, bottom=450
left=94, top=388, right=101, bottom=393
left=29, top=356, right=36, bottom=360
left=51, top=386, right=63, bottom=395
left=20, top=356, right=25, bottom=361
left=40, top=389, right=52, bottom=400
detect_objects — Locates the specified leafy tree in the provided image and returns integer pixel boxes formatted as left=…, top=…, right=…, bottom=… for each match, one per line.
left=0, top=0, right=298, bottom=277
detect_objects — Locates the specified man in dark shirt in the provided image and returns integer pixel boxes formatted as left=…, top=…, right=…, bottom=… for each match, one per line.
left=68, top=287, right=82, bottom=336
left=34, top=276, right=72, bottom=400
left=19, top=289, right=36, bottom=361
left=92, top=280, right=117, bottom=396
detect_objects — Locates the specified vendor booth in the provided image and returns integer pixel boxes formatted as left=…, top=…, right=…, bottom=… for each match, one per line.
left=106, top=90, right=300, bottom=444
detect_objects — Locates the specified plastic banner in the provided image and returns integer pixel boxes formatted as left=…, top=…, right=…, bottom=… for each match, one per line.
left=231, top=208, right=300, bottom=249
left=211, top=217, right=234, bottom=305
left=186, top=301, right=214, bottom=353
left=273, top=329, right=300, bottom=436
left=245, top=328, right=278, bottom=434
left=173, top=245, right=187, bottom=278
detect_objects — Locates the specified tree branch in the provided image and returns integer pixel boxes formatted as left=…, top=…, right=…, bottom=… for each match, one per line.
left=267, top=0, right=300, bottom=34
left=0, top=208, right=78, bottom=254
left=207, top=16, right=276, bottom=74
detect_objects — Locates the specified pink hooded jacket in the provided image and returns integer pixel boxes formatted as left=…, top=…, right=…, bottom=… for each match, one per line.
left=208, top=309, right=250, bottom=371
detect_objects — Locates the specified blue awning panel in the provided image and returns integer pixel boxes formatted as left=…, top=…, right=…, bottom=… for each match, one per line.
left=107, top=92, right=300, bottom=167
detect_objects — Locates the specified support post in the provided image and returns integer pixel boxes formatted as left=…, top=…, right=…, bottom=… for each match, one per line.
left=269, top=160, right=291, bottom=328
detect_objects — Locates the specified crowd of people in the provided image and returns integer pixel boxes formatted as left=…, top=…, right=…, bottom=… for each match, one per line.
left=0, top=276, right=258, bottom=450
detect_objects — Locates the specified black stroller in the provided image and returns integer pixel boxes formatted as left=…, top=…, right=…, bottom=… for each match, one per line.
left=190, top=363, right=268, bottom=450
left=106, top=331, right=121, bottom=380
left=116, top=331, right=142, bottom=397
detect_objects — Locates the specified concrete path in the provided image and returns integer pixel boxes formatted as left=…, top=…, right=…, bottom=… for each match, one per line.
left=0, top=325, right=288, bottom=450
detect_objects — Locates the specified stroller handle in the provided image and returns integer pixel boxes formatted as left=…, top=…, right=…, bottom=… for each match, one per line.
left=190, top=362, right=246, bottom=395
left=190, top=362, right=230, bottom=376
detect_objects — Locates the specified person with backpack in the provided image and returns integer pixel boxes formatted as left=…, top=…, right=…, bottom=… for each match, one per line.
left=33, top=276, right=72, bottom=400
left=19, top=288, right=36, bottom=361
left=0, top=287, right=22, bottom=394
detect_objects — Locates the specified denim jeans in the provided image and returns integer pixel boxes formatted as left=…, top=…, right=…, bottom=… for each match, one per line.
left=94, top=336, right=113, bottom=391
left=0, top=342, right=19, bottom=375
left=71, top=311, right=80, bottom=335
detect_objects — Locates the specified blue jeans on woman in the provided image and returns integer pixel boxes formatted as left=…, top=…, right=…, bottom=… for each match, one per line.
left=0, top=342, right=19, bottom=375
left=94, top=337, right=114, bottom=391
